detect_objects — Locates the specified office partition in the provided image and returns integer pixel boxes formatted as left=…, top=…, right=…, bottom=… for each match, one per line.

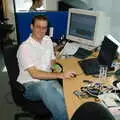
left=16, top=11, right=68, bottom=43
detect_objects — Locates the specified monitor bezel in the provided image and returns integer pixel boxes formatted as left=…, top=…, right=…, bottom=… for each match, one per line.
left=66, top=8, right=103, bottom=48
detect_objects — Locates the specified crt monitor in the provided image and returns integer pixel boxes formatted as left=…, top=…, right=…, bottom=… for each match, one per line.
left=66, top=8, right=110, bottom=50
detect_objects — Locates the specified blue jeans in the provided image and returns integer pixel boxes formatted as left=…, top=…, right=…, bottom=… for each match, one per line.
left=23, top=80, right=68, bottom=120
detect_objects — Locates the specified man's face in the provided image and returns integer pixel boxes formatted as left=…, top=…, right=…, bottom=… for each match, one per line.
left=38, top=0, right=43, bottom=6
left=31, top=19, right=48, bottom=41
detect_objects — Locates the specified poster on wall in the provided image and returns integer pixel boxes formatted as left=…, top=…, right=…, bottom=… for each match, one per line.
left=15, top=0, right=46, bottom=12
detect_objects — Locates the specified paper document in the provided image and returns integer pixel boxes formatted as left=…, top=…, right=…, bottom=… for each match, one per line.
left=98, top=93, right=120, bottom=107
left=59, top=42, right=80, bottom=55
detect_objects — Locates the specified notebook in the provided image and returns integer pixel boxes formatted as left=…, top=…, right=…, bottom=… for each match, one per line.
left=79, top=36, right=118, bottom=75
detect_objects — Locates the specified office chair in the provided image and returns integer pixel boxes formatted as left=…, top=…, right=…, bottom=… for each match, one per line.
left=3, top=45, right=52, bottom=120
left=71, top=102, right=115, bottom=120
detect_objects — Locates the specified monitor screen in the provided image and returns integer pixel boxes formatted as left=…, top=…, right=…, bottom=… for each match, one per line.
left=69, top=13, right=96, bottom=41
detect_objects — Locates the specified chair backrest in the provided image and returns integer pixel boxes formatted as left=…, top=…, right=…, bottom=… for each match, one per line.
left=3, top=45, right=52, bottom=118
left=3, top=45, right=19, bottom=85
left=71, top=102, right=115, bottom=120
left=3, top=45, right=21, bottom=104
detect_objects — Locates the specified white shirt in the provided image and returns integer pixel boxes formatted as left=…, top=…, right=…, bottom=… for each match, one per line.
left=17, top=35, right=55, bottom=84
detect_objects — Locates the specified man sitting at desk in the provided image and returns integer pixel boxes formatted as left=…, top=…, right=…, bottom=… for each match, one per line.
left=17, top=15, right=76, bottom=120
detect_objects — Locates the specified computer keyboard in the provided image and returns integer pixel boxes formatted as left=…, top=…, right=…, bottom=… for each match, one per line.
left=59, top=42, right=80, bottom=56
left=78, top=58, right=100, bottom=75
left=73, top=47, right=93, bottom=59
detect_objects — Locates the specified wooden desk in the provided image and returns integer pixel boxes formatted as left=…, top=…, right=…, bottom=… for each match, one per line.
left=58, top=57, right=115, bottom=119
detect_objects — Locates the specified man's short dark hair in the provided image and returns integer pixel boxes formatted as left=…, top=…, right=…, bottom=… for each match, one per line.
left=32, top=0, right=41, bottom=4
left=31, top=15, right=48, bottom=25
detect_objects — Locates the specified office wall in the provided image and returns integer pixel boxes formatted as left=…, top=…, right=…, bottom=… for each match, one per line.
left=89, top=0, right=120, bottom=42
left=110, top=0, right=120, bottom=42
left=46, top=0, right=59, bottom=10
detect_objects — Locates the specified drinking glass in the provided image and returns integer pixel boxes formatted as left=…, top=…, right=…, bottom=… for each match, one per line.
left=99, top=65, right=108, bottom=81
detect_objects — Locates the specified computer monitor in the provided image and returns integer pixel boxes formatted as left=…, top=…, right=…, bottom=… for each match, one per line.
left=66, top=8, right=110, bottom=50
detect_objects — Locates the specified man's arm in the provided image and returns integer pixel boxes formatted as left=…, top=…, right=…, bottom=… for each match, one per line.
left=26, top=66, right=76, bottom=80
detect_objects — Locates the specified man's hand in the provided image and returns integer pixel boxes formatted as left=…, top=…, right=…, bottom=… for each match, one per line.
left=59, top=71, right=78, bottom=79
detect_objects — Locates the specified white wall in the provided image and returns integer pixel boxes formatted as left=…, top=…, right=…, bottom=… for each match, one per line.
left=110, top=0, right=120, bottom=42
left=88, top=0, right=120, bottom=42
left=46, top=0, right=60, bottom=10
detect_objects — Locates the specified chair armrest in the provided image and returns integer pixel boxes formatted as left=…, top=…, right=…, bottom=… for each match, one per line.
left=15, top=82, right=25, bottom=94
